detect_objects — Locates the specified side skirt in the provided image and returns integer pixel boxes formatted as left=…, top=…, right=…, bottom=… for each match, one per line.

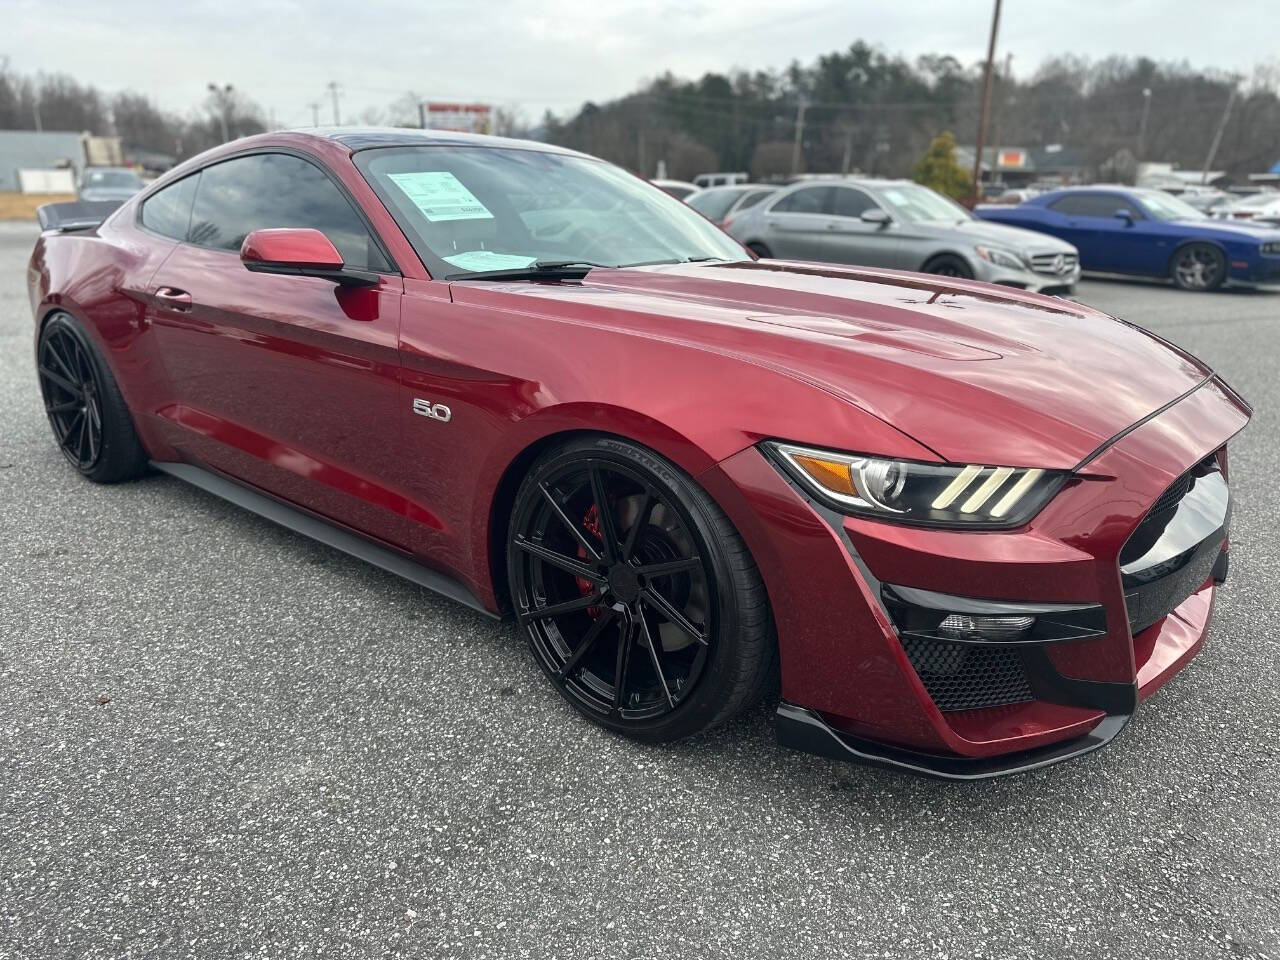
left=151, top=460, right=498, bottom=619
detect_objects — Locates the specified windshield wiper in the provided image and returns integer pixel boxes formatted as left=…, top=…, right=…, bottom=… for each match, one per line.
left=444, top=260, right=609, bottom=282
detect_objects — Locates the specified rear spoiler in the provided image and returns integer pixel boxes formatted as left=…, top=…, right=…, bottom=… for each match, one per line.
left=35, top=200, right=122, bottom=233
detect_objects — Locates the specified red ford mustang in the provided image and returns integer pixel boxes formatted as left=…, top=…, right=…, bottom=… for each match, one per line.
left=28, top=129, right=1250, bottom=779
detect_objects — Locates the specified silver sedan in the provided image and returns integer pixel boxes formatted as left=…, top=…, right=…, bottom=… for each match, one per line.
left=726, top=178, right=1081, bottom=294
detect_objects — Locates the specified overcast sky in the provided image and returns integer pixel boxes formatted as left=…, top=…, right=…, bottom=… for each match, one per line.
left=6, top=0, right=1278, bottom=127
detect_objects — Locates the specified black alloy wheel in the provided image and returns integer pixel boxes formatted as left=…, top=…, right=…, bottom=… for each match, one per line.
left=924, top=254, right=974, bottom=279
left=36, top=313, right=148, bottom=483
left=38, top=322, right=105, bottom=471
left=1170, top=243, right=1225, bottom=292
left=508, top=437, right=774, bottom=742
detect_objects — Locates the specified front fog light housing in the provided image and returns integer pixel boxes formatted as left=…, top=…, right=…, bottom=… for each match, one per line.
left=766, top=442, right=1066, bottom=529
left=882, top=584, right=1107, bottom=644
left=938, top=613, right=1035, bottom=642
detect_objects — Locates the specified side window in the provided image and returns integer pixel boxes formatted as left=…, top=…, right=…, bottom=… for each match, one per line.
left=140, top=174, right=199, bottom=240
left=1050, top=193, right=1140, bottom=219
left=832, top=187, right=876, bottom=219
left=187, top=153, right=390, bottom=270
left=771, top=186, right=832, bottom=215
left=737, top=189, right=773, bottom=212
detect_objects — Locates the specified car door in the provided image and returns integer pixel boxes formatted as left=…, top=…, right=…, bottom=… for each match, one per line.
left=145, top=151, right=411, bottom=549
left=1045, top=192, right=1147, bottom=273
left=757, top=186, right=834, bottom=260
left=817, top=186, right=904, bottom=267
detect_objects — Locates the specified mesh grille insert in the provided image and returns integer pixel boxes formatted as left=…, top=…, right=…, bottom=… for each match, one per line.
left=900, top=635, right=1034, bottom=712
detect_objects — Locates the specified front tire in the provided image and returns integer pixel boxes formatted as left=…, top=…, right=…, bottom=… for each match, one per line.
left=507, top=436, right=775, bottom=742
left=1170, top=242, right=1225, bottom=291
left=36, top=313, right=148, bottom=483
left=923, top=253, right=974, bottom=279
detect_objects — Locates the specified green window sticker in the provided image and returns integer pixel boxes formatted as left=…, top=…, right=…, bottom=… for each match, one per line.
left=387, top=171, right=494, bottom=222
left=442, top=251, right=537, bottom=272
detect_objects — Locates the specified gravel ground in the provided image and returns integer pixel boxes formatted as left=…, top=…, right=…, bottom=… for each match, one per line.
left=1, top=218, right=1277, bottom=959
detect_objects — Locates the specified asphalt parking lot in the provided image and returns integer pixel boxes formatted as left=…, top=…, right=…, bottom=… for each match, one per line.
left=1, top=218, right=1277, bottom=960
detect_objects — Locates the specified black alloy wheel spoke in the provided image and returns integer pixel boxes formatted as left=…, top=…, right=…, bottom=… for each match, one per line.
left=559, top=608, right=616, bottom=678
left=638, top=611, right=676, bottom=708
left=520, top=591, right=602, bottom=624
left=612, top=609, right=635, bottom=710
left=514, top=535, right=606, bottom=585
left=538, top=482, right=602, bottom=562
left=641, top=586, right=709, bottom=647
left=39, top=365, right=80, bottom=397
left=620, top=489, right=655, bottom=562
left=46, top=338, right=78, bottom=382
left=636, top=556, right=702, bottom=578
left=45, top=399, right=80, bottom=414
left=588, top=465, right=620, bottom=563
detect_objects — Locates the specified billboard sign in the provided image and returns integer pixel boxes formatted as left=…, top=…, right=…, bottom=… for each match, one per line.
left=421, top=102, right=492, bottom=134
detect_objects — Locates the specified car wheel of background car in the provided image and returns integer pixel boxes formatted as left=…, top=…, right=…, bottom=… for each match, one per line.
left=1170, top=242, right=1226, bottom=292
left=507, top=435, right=776, bottom=743
left=746, top=242, right=773, bottom=259
left=36, top=313, right=148, bottom=483
left=923, top=254, right=974, bottom=279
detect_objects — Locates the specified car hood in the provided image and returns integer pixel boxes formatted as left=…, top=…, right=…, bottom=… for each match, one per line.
left=1173, top=218, right=1280, bottom=241
left=452, top=260, right=1211, bottom=470
left=921, top=217, right=1078, bottom=254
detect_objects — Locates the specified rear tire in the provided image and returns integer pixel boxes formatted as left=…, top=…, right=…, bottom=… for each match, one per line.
left=507, top=435, right=775, bottom=743
left=746, top=242, right=773, bottom=259
left=1170, top=242, right=1225, bottom=291
left=923, top=253, right=974, bottom=279
left=36, top=313, right=148, bottom=484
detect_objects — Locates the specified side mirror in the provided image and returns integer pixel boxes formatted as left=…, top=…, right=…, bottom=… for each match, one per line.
left=240, top=228, right=379, bottom=287
left=860, top=208, right=892, bottom=226
left=1114, top=208, right=1135, bottom=224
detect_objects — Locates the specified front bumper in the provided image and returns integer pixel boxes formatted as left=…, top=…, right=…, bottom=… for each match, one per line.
left=974, top=258, right=1081, bottom=293
left=703, top=376, right=1250, bottom=779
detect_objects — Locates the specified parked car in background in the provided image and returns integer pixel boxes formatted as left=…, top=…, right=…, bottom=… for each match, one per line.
left=988, top=188, right=1042, bottom=205
left=727, top=178, right=1080, bottom=294
left=1210, top=191, right=1280, bottom=224
left=77, top=166, right=145, bottom=202
left=693, top=171, right=748, bottom=189
left=685, top=185, right=776, bottom=226
left=977, top=186, right=1280, bottom=291
left=650, top=178, right=699, bottom=200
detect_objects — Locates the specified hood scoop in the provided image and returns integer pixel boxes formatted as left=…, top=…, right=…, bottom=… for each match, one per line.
left=747, top=314, right=1002, bottom=361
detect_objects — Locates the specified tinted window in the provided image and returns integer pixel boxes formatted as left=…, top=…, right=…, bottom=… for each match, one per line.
left=832, top=187, right=876, bottom=219
left=140, top=174, right=199, bottom=240
left=1049, top=193, right=1142, bottom=219
left=736, top=189, right=774, bottom=212
left=771, top=187, right=832, bottom=215
left=188, top=153, right=389, bottom=270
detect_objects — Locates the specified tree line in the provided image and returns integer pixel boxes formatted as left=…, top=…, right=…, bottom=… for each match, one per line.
left=543, top=44, right=1280, bottom=182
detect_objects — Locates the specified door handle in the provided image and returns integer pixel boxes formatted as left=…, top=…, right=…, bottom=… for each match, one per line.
left=826, top=221, right=842, bottom=230
left=154, top=286, right=192, bottom=312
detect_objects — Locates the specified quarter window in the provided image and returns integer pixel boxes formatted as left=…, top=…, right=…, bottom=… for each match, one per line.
left=832, top=187, right=877, bottom=219
left=187, top=153, right=390, bottom=270
left=140, top=174, right=199, bottom=241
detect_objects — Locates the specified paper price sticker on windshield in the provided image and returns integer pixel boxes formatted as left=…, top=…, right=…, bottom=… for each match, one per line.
left=387, top=171, right=493, bottom=222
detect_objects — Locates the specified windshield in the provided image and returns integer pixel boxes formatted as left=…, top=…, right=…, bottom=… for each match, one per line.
left=84, top=170, right=143, bottom=188
left=875, top=183, right=972, bottom=222
left=687, top=188, right=747, bottom=221
left=1139, top=191, right=1206, bottom=221
left=358, top=146, right=748, bottom=278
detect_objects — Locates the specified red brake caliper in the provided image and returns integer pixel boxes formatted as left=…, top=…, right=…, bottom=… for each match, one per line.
left=577, top=504, right=602, bottom=619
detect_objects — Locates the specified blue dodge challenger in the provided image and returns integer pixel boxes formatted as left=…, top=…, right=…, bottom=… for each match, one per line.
left=977, top=186, right=1280, bottom=291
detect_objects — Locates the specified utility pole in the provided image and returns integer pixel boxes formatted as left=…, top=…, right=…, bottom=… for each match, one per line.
left=970, top=0, right=1002, bottom=204
left=308, top=102, right=321, bottom=127
left=1201, top=83, right=1238, bottom=184
left=32, top=96, right=42, bottom=133
left=207, top=82, right=233, bottom=143
left=326, top=81, right=342, bottom=126
left=1136, top=87, right=1152, bottom=162
left=990, top=52, right=1013, bottom=189
left=790, top=98, right=808, bottom=176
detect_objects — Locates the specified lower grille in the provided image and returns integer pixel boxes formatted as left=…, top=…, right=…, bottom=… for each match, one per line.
left=1030, top=251, right=1079, bottom=275
left=900, top=635, right=1034, bottom=712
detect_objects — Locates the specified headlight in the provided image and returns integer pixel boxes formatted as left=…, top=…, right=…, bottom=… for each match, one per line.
left=1262, top=242, right=1280, bottom=255
left=766, top=442, right=1066, bottom=528
left=974, top=245, right=1026, bottom=269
